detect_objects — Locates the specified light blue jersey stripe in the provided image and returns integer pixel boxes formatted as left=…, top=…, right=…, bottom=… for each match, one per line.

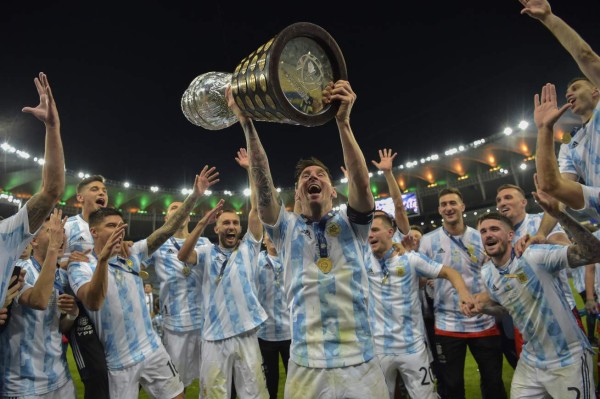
left=265, top=204, right=373, bottom=368
left=482, top=245, right=591, bottom=369
left=0, top=205, right=35, bottom=306
left=0, top=259, right=71, bottom=396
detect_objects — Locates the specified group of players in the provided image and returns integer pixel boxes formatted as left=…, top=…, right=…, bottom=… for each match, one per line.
left=2, top=0, right=600, bottom=398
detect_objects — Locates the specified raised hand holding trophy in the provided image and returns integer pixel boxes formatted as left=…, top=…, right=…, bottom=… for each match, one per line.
left=181, top=22, right=347, bottom=130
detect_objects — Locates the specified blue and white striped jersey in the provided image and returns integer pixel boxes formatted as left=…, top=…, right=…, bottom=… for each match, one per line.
left=0, top=258, right=72, bottom=396
left=0, top=205, right=36, bottom=306
left=366, top=249, right=442, bottom=355
left=255, top=251, right=291, bottom=341
left=265, top=204, right=374, bottom=368
left=481, top=244, right=592, bottom=369
left=194, top=233, right=266, bottom=341
left=143, top=236, right=211, bottom=332
left=419, top=226, right=497, bottom=333
left=61, top=214, right=94, bottom=264
left=558, top=101, right=600, bottom=187
left=68, top=240, right=161, bottom=370
left=512, top=212, right=577, bottom=309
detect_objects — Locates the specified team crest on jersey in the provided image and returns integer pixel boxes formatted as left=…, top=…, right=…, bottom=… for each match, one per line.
left=516, top=272, right=528, bottom=284
left=396, top=266, right=405, bottom=276
left=326, top=222, right=341, bottom=237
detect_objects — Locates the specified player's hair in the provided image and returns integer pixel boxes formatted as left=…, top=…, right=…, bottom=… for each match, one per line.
left=88, top=207, right=124, bottom=227
left=438, top=187, right=463, bottom=202
left=496, top=184, right=526, bottom=198
left=295, top=157, right=333, bottom=184
left=77, top=175, right=106, bottom=193
left=476, top=211, right=514, bottom=231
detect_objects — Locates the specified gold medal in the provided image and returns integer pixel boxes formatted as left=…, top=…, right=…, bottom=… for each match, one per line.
left=139, top=270, right=149, bottom=280
left=396, top=266, right=405, bottom=277
left=326, top=222, right=341, bottom=237
left=561, top=133, right=571, bottom=145
left=316, top=257, right=333, bottom=273
left=182, top=266, right=191, bottom=277
left=382, top=274, right=389, bottom=284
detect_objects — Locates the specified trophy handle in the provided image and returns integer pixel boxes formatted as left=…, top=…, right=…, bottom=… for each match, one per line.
left=181, top=71, right=237, bottom=131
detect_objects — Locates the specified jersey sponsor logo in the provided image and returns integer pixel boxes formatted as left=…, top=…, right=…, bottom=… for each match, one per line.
left=77, top=236, right=86, bottom=241
left=301, top=229, right=312, bottom=239
left=166, top=248, right=176, bottom=254
left=571, top=140, right=579, bottom=149
left=437, top=248, right=445, bottom=254
left=492, top=284, right=499, bottom=291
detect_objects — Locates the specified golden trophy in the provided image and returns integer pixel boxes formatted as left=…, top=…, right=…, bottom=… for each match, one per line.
left=181, top=22, right=347, bottom=130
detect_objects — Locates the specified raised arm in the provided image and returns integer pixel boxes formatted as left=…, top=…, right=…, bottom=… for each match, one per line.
left=371, top=148, right=409, bottom=234
left=177, top=200, right=224, bottom=264
left=19, top=209, right=66, bottom=310
left=146, top=166, right=219, bottom=254
left=325, top=80, right=373, bottom=213
left=533, top=190, right=600, bottom=267
left=77, top=223, right=126, bottom=311
left=226, top=86, right=280, bottom=225
left=235, top=148, right=262, bottom=241
left=533, top=84, right=583, bottom=209
left=21, top=73, right=65, bottom=233
left=519, top=0, right=600, bottom=87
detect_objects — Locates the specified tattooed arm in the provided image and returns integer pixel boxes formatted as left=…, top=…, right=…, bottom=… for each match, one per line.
left=324, top=80, right=373, bottom=213
left=146, top=166, right=219, bottom=254
left=226, top=86, right=280, bottom=225
left=533, top=190, right=600, bottom=267
left=22, top=73, right=65, bottom=233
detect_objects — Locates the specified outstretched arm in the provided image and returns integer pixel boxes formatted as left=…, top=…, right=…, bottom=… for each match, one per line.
left=146, top=166, right=219, bottom=254
left=437, top=266, right=475, bottom=317
left=519, top=0, right=600, bottom=87
left=324, top=81, right=373, bottom=213
left=533, top=83, right=582, bottom=209
left=534, top=190, right=600, bottom=267
left=226, top=86, right=280, bottom=225
left=372, top=148, right=409, bottom=234
left=177, top=200, right=224, bottom=264
left=22, top=73, right=65, bottom=233
left=235, top=148, right=262, bottom=241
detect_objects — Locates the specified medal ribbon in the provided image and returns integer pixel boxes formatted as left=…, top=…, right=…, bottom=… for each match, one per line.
left=31, top=257, right=64, bottom=294
left=377, top=247, right=396, bottom=281
left=93, top=252, right=140, bottom=277
left=442, top=227, right=477, bottom=262
left=169, top=237, right=181, bottom=251
left=310, top=212, right=335, bottom=261
left=216, top=246, right=233, bottom=282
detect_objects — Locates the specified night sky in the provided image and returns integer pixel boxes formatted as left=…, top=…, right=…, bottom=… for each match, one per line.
left=2, top=1, right=599, bottom=194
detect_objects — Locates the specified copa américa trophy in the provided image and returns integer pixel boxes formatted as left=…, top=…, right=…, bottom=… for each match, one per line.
left=181, top=22, right=347, bottom=130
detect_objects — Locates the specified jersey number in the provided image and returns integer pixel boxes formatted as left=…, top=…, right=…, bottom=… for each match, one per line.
left=167, top=360, right=179, bottom=377
left=419, top=366, right=434, bottom=386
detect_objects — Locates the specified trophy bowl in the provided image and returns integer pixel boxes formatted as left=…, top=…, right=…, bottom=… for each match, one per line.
left=181, top=22, right=348, bottom=130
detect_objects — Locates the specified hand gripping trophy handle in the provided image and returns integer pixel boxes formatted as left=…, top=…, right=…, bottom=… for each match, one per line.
left=181, top=22, right=347, bottom=131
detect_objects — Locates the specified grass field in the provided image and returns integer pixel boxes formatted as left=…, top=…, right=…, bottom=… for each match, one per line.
left=65, top=279, right=595, bottom=398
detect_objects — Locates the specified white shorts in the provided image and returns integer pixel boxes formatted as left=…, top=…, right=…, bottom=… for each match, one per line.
left=510, top=351, right=594, bottom=399
left=3, top=379, right=77, bottom=399
left=284, top=357, right=387, bottom=399
left=378, top=349, right=437, bottom=399
left=108, top=345, right=184, bottom=399
left=200, top=331, right=268, bottom=399
left=163, top=328, right=202, bottom=387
